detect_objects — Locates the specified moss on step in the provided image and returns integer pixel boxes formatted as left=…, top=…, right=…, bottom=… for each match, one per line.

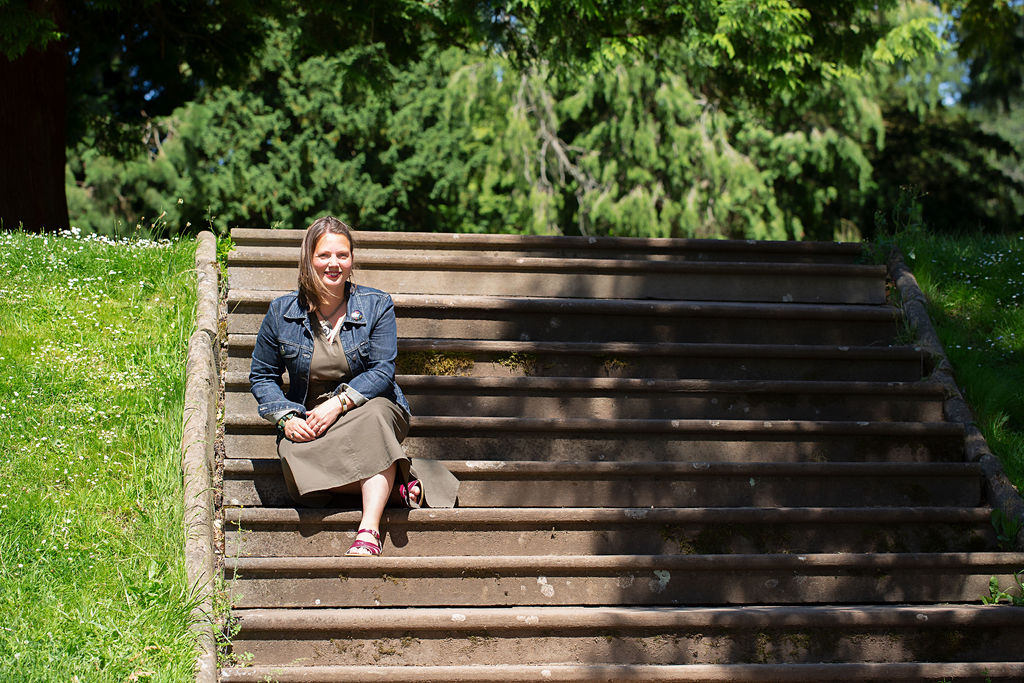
left=600, top=356, right=630, bottom=376
left=397, top=351, right=474, bottom=375
left=497, top=351, right=537, bottom=375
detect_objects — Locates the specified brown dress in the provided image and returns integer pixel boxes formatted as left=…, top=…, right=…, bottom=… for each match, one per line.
left=277, top=328, right=459, bottom=508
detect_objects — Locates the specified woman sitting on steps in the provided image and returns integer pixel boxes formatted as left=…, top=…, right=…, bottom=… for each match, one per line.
left=249, top=216, right=458, bottom=556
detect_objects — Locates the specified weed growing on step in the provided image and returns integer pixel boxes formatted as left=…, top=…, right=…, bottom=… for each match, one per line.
left=982, top=572, right=1024, bottom=606
left=212, top=530, right=255, bottom=669
left=991, top=509, right=1023, bottom=551
left=212, top=574, right=251, bottom=669
left=893, top=228, right=1024, bottom=491
left=215, top=234, right=235, bottom=296
left=0, top=230, right=198, bottom=681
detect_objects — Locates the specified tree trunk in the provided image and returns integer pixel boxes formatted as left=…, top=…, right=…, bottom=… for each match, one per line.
left=0, top=41, right=68, bottom=232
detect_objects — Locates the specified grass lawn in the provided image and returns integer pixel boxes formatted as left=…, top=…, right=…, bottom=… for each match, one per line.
left=895, top=228, right=1024, bottom=492
left=0, top=229, right=199, bottom=681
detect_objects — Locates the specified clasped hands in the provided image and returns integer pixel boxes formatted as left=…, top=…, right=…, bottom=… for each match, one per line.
left=284, top=395, right=351, bottom=442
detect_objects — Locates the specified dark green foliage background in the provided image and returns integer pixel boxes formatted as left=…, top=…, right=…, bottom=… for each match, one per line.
left=62, top=5, right=1024, bottom=240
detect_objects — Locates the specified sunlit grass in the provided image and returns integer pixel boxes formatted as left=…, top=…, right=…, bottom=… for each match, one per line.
left=0, top=229, right=199, bottom=681
left=897, top=229, right=1024, bottom=491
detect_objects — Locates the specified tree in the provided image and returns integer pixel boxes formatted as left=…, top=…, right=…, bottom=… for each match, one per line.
left=938, top=0, right=1024, bottom=112
left=0, top=11, right=67, bottom=232
left=0, top=0, right=457, bottom=232
left=61, top=15, right=923, bottom=240
left=5, top=0, right=951, bottom=233
left=861, top=1, right=1024, bottom=234
left=1, top=0, right=282, bottom=231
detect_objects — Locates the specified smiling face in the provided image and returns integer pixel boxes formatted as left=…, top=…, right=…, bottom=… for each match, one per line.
left=311, top=232, right=353, bottom=294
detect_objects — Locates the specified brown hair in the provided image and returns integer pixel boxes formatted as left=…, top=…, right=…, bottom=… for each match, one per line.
left=297, top=216, right=355, bottom=314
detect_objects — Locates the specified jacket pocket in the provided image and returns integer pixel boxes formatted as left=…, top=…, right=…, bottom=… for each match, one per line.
left=278, top=342, right=301, bottom=359
left=345, top=339, right=369, bottom=373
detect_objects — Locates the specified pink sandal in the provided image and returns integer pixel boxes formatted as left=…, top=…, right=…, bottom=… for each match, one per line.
left=345, top=528, right=382, bottom=556
left=399, top=479, right=422, bottom=508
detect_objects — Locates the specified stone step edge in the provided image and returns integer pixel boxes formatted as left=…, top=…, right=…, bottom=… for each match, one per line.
left=228, top=228, right=866, bottom=254
left=223, top=506, right=993, bottom=527
left=220, top=661, right=1024, bottom=682
left=228, top=250, right=884, bottom=278
left=225, top=552, right=1024, bottom=574
left=223, top=459, right=982, bottom=476
left=230, top=603, right=1024, bottom=632
left=227, top=336, right=925, bottom=360
left=223, top=373, right=945, bottom=397
left=227, top=290, right=898, bottom=320
left=224, top=414, right=965, bottom=436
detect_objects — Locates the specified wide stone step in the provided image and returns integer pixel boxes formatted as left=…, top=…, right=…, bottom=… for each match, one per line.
left=221, top=662, right=1024, bottom=682
left=224, top=416, right=964, bottom=466
left=225, top=605, right=1024, bottom=669
left=228, top=251, right=885, bottom=304
left=221, top=460, right=983, bottom=509
left=224, top=506, right=996, bottom=558
left=399, top=377, right=944, bottom=421
left=226, top=337, right=928, bottom=381
left=224, top=552, right=1024, bottom=608
left=229, top=228, right=867, bottom=264
left=225, top=375, right=944, bottom=422
left=227, top=292, right=900, bottom=345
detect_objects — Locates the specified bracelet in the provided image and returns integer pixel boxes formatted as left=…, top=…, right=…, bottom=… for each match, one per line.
left=337, top=395, right=348, bottom=413
left=276, top=411, right=297, bottom=432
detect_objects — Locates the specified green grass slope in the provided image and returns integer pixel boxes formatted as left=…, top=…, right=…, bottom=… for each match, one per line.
left=0, top=230, right=199, bottom=682
left=896, top=228, right=1024, bottom=492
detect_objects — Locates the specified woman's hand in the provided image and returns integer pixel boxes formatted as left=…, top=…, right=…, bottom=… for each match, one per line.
left=304, top=395, right=348, bottom=437
left=283, top=416, right=318, bottom=442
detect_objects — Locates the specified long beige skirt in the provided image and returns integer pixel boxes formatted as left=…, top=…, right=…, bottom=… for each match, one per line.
left=277, top=397, right=458, bottom=508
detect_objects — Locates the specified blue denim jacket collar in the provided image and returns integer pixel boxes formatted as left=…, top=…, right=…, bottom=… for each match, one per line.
left=281, top=295, right=313, bottom=338
left=282, top=287, right=370, bottom=328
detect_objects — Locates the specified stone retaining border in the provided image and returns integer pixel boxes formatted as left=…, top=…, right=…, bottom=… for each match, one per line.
left=889, top=248, right=1024, bottom=550
left=195, top=231, right=220, bottom=343
left=183, top=231, right=220, bottom=683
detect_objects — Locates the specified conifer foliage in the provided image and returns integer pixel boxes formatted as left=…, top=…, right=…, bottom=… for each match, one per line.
left=5, top=1, right=1023, bottom=236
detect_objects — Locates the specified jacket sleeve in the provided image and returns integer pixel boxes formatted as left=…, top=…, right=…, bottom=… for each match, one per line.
left=249, top=301, right=307, bottom=420
left=339, top=293, right=400, bottom=404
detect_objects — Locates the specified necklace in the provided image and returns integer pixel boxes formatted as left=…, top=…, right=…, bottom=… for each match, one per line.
left=320, top=298, right=346, bottom=320
left=317, top=299, right=347, bottom=343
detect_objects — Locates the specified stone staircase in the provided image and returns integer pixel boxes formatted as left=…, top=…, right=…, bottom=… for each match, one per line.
left=219, top=230, right=1024, bottom=682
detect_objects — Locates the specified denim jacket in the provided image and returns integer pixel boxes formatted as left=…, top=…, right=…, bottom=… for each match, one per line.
left=249, top=284, right=410, bottom=420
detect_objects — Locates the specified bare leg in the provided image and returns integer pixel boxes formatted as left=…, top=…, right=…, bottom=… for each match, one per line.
left=347, top=462, right=397, bottom=555
left=328, top=467, right=421, bottom=506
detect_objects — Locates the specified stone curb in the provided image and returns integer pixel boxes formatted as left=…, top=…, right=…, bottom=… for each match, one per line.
left=889, top=248, right=1024, bottom=551
left=195, top=231, right=219, bottom=345
left=183, top=231, right=220, bottom=683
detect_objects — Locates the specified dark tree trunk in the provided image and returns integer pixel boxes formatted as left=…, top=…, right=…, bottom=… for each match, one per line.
left=0, top=41, right=68, bottom=232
